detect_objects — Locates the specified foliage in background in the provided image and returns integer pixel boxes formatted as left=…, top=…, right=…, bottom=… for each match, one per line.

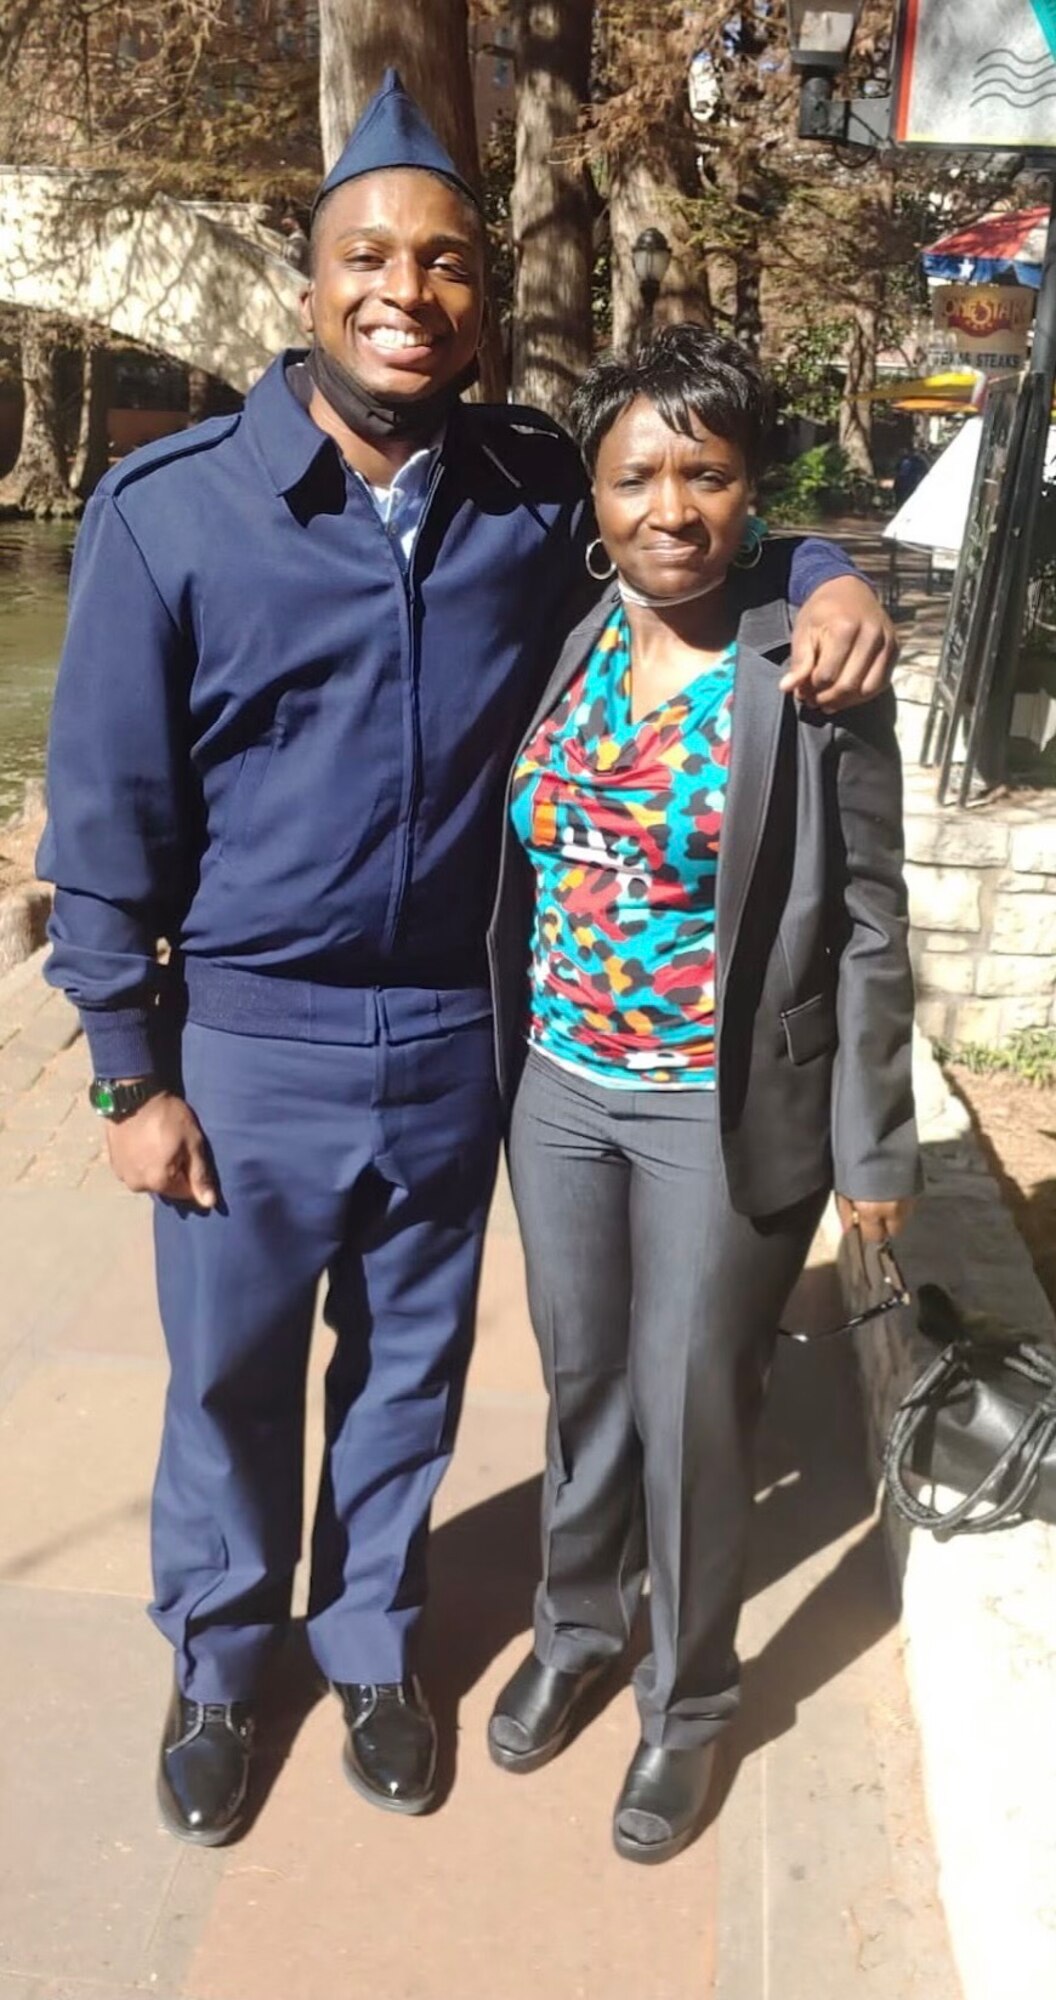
left=768, top=320, right=853, bottom=429
left=941, top=1029, right=1056, bottom=1089
left=0, top=0, right=321, bottom=204
left=762, top=442, right=863, bottom=524
left=479, top=111, right=516, bottom=360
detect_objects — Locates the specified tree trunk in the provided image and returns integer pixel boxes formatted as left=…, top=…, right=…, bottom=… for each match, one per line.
left=733, top=246, right=762, bottom=355
left=837, top=168, right=892, bottom=481
left=0, top=314, right=79, bottom=519
left=609, top=155, right=712, bottom=353
left=186, top=366, right=210, bottom=425
left=317, top=0, right=504, bottom=396
left=510, top=0, right=594, bottom=421
left=70, top=339, right=111, bottom=499
left=838, top=301, right=878, bottom=477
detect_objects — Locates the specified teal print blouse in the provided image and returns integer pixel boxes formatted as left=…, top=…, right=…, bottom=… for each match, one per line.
left=509, top=604, right=735, bottom=1089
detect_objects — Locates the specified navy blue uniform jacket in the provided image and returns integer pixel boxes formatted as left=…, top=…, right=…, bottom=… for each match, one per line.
left=39, top=353, right=858, bottom=1078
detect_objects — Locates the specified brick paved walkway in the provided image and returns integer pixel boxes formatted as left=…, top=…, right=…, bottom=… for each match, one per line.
left=0, top=950, right=961, bottom=2000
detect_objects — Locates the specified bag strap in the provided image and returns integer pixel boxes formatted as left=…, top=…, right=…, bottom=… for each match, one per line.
left=884, top=1340, right=1056, bottom=1538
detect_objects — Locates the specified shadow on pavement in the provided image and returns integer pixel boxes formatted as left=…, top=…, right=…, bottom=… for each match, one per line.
left=424, top=1470, right=543, bottom=1805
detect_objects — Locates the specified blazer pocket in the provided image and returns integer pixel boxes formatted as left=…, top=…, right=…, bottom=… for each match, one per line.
left=780, top=993, right=836, bottom=1065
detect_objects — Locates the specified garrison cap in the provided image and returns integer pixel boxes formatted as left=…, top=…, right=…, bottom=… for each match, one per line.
left=311, top=67, right=481, bottom=220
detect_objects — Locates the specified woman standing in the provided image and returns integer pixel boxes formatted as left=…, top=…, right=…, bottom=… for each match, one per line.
left=485, top=326, right=919, bottom=1864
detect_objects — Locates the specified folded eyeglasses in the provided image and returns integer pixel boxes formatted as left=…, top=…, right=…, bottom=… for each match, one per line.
left=777, top=1239, right=910, bottom=1345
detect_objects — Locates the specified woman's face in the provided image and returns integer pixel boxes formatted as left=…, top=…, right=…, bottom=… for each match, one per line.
left=592, top=395, right=753, bottom=599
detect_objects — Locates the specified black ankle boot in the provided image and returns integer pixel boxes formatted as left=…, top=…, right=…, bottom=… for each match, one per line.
left=488, top=1652, right=607, bottom=1773
left=157, top=1686, right=255, bottom=1847
left=613, top=1741, right=716, bottom=1864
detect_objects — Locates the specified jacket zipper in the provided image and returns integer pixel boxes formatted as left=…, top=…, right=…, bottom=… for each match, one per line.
left=387, top=453, right=447, bottom=951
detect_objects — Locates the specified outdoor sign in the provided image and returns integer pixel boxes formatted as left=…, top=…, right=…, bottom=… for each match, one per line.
left=893, top=1, right=1056, bottom=150
left=931, top=284, right=1036, bottom=370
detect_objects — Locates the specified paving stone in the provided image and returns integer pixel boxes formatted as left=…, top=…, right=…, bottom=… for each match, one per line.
left=0, top=1048, right=44, bottom=1100
left=15, top=999, right=80, bottom=1065
left=0, top=1128, right=38, bottom=1185
left=0, top=1128, right=958, bottom=1998
left=0, top=1356, right=161, bottom=1597
left=0, top=1190, right=155, bottom=1378
left=3, top=1086, right=82, bottom=1135
left=0, top=1588, right=197, bottom=1990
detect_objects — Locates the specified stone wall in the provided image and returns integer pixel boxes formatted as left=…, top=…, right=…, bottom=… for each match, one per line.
left=894, top=651, right=1056, bottom=1049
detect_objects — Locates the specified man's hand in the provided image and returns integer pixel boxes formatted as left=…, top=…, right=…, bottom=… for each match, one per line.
left=106, top=1092, right=217, bottom=1208
left=782, top=575, right=897, bottom=712
left=835, top=1193, right=914, bottom=1245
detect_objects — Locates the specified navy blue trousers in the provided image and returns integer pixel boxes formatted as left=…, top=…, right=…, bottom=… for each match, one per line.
left=149, top=994, right=500, bottom=1701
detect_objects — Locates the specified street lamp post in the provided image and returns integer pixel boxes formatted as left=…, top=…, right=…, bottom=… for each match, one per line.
left=632, top=227, right=672, bottom=333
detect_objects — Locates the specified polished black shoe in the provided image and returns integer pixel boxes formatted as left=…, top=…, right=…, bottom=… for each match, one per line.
left=334, top=1677, right=437, bottom=1815
left=487, top=1652, right=608, bottom=1774
left=612, top=1741, right=717, bottom=1865
left=156, top=1687, right=255, bottom=1847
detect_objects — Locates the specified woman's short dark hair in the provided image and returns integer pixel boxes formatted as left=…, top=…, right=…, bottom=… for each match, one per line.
left=569, top=324, right=776, bottom=483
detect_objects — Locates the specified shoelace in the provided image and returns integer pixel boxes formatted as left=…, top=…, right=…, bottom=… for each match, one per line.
left=182, top=1698, right=254, bottom=1741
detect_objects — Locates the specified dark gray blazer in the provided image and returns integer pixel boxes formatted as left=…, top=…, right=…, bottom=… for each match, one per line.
left=485, top=549, right=921, bottom=1218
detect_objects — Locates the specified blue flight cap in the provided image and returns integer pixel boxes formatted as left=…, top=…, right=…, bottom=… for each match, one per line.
left=311, top=67, right=481, bottom=220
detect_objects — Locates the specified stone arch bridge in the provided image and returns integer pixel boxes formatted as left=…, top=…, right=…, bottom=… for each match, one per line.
left=0, top=167, right=305, bottom=391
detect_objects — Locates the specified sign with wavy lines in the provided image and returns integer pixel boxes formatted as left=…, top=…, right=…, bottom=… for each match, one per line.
left=893, top=1, right=1056, bottom=147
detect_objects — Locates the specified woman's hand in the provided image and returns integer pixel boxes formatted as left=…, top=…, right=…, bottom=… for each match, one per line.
left=835, top=1193, right=914, bottom=1244
left=782, top=577, right=897, bottom=711
left=106, top=1092, right=218, bottom=1208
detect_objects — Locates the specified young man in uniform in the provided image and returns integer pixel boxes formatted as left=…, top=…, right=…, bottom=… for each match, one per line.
left=39, top=72, right=897, bottom=1845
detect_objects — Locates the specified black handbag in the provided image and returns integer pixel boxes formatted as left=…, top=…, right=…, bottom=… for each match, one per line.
left=883, top=1282, right=1056, bottom=1538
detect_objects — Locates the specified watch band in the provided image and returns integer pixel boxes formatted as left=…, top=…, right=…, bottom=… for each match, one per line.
left=88, top=1076, right=162, bottom=1121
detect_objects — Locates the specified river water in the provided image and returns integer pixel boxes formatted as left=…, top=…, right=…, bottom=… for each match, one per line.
left=0, top=522, right=75, bottom=823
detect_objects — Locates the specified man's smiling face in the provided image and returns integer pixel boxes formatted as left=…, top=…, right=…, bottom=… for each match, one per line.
left=301, top=167, right=485, bottom=402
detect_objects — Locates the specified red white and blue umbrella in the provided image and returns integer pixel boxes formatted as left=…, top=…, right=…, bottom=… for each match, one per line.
left=922, top=206, right=1051, bottom=290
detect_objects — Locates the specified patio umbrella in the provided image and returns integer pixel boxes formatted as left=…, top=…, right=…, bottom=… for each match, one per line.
left=869, top=369, right=988, bottom=414
left=922, top=207, right=1051, bottom=289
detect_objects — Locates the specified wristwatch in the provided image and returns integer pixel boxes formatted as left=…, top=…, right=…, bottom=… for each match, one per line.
left=88, top=1076, right=162, bottom=1121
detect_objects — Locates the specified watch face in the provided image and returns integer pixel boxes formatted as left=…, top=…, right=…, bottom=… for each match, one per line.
left=91, top=1081, right=116, bottom=1115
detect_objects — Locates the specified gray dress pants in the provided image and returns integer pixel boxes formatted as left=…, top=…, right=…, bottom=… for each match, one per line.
left=508, top=1049, right=826, bottom=1749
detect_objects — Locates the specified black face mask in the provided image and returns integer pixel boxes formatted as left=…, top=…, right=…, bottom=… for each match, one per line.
left=305, top=343, right=479, bottom=443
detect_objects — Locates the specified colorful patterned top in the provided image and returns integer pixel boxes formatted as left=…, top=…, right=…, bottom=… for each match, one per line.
left=509, top=604, right=735, bottom=1089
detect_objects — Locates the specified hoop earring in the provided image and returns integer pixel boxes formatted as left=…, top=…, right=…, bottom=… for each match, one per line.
left=585, top=538, right=617, bottom=581
left=733, top=512, right=767, bottom=570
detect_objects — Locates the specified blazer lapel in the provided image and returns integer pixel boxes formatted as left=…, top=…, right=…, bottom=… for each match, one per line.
left=715, top=595, right=793, bottom=1001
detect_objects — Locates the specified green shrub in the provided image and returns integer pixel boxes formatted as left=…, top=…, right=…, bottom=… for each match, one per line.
left=939, top=1027, right=1056, bottom=1088
left=763, top=442, right=859, bottom=524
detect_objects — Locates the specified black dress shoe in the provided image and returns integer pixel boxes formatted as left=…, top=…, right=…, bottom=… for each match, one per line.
left=334, top=1677, right=437, bottom=1815
left=156, top=1686, right=255, bottom=1847
left=613, top=1741, right=717, bottom=1865
left=488, top=1652, right=608, bottom=1774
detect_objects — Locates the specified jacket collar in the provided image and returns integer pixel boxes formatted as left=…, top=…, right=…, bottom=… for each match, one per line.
left=247, top=350, right=466, bottom=503
left=245, top=351, right=337, bottom=497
